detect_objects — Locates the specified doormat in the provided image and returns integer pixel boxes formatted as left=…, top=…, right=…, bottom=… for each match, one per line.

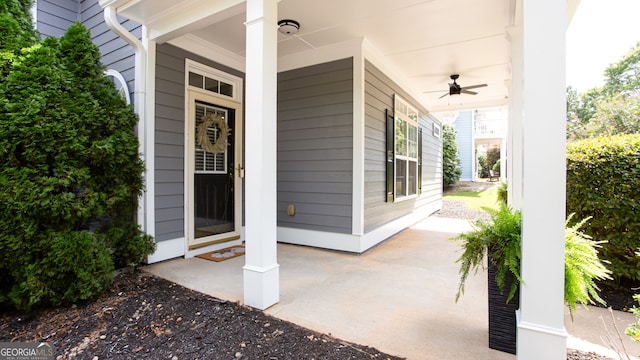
left=195, top=245, right=245, bottom=262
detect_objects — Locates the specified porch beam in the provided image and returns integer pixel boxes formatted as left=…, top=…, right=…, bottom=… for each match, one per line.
left=243, top=0, right=280, bottom=310
left=517, top=0, right=568, bottom=359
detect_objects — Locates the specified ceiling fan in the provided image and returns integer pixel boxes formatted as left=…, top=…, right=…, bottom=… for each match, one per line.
left=425, top=74, right=487, bottom=99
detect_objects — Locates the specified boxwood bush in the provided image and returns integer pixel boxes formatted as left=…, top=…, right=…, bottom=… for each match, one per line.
left=566, top=134, right=640, bottom=282
left=0, top=15, right=154, bottom=310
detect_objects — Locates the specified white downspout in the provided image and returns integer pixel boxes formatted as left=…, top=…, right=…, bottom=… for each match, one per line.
left=103, top=6, right=150, bottom=235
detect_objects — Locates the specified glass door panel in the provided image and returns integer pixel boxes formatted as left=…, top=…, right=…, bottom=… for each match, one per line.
left=193, top=101, right=235, bottom=239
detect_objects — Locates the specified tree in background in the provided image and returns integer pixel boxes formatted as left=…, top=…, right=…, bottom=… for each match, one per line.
left=567, top=42, right=640, bottom=140
left=477, top=147, right=500, bottom=179
left=442, top=124, right=462, bottom=186
left=486, top=147, right=500, bottom=172
left=0, top=2, right=153, bottom=310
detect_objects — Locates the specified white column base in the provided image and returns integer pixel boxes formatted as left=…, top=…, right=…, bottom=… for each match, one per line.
left=243, top=263, right=280, bottom=310
left=517, top=320, right=568, bottom=359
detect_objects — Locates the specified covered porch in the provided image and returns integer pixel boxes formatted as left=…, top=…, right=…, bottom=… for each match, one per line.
left=100, top=0, right=583, bottom=357
left=145, top=215, right=640, bottom=359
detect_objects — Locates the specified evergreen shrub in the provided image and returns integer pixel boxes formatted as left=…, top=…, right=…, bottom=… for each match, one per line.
left=566, top=134, right=640, bottom=282
left=0, top=19, right=154, bottom=310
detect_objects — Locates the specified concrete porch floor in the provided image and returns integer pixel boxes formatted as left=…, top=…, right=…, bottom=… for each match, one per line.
left=145, top=216, right=640, bottom=360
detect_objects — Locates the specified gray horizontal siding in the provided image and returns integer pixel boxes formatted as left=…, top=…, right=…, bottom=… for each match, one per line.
left=153, top=44, right=186, bottom=242
left=36, top=0, right=79, bottom=38
left=364, top=60, right=442, bottom=233
left=80, top=0, right=138, bottom=99
left=35, top=0, right=140, bottom=106
left=277, top=58, right=354, bottom=234
left=154, top=43, right=244, bottom=242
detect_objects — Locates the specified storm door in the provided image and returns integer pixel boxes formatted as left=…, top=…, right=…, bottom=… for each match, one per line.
left=187, top=94, right=242, bottom=250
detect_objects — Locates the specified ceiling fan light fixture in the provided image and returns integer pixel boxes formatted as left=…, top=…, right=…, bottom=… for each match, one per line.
left=278, top=19, right=300, bottom=35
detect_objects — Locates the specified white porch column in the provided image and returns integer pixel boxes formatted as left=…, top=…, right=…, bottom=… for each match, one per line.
left=243, top=0, right=280, bottom=310
left=506, top=25, right=523, bottom=210
left=517, top=0, right=568, bottom=359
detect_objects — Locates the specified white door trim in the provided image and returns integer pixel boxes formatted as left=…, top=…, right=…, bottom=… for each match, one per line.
left=184, top=60, right=243, bottom=255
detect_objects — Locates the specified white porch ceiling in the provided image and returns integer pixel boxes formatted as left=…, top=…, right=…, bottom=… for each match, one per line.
left=110, top=0, right=517, bottom=113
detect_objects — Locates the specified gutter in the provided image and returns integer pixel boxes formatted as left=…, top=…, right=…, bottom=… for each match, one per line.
left=103, top=5, right=151, bottom=236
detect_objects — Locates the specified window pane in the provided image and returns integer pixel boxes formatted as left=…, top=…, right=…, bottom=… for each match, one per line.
left=397, top=101, right=407, bottom=117
left=409, top=110, right=418, bottom=122
left=195, top=149, right=204, bottom=171
left=395, top=118, right=407, bottom=156
left=220, top=82, right=233, bottom=97
left=408, top=124, right=418, bottom=158
left=408, top=160, right=417, bottom=196
left=396, top=159, right=407, bottom=197
left=189, top=72, right=203, bottom=88
left=205, top=77, right=219, bottom=92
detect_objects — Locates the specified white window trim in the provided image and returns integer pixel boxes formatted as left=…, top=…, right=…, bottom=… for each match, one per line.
left=186, top=59, right=242, bottom=102
left=104, top=69, right=131, bottom=105
left=394, top=95, right=419, bottom=202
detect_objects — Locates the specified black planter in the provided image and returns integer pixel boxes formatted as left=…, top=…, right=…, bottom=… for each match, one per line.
left=487, top=260, right=520, bottom=354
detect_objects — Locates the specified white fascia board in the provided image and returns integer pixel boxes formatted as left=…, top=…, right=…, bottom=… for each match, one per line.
left=99, top=0, right=136, bottom=8
left=169, top=34, right=246, bottom=72
left=278, top=37, right=364, bottom=73
left=147, top=0, right=245, bottom=43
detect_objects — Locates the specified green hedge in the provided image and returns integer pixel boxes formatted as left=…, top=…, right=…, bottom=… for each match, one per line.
left=566, top=134, right=640, bottom=281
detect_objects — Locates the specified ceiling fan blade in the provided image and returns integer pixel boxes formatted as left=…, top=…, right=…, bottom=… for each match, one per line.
left=461, top=89, right=478, bottom=95
left=461, top=83, right=487, bottom=91
left=438, top=92, right=449, bottom=99
left=423, top=90, right=445, bottom=93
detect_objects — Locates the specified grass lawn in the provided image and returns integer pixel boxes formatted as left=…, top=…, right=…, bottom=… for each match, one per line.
left=443, top=186, right=501, bottom=213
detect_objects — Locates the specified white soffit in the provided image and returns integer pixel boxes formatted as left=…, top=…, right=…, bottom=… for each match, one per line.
left=105, top=0, right=557, bottom=113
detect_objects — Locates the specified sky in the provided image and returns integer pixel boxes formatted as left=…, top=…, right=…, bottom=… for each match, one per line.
left=566, top=0, right=640, bottom=92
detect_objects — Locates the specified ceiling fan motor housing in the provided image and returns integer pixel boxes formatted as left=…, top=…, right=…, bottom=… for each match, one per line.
left=449, top=82, right=462, bottom=95
left=449, top=74, right=462, bottom=95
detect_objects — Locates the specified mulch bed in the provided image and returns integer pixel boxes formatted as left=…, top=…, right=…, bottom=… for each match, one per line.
left=0, top=271, right=401, bottom=360
left=597, top=278, right=638, bottom=312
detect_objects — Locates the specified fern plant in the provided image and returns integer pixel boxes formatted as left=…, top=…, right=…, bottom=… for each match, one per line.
left=496, top=182, right=508, bottom=205
left=454, top=205, right=612, bottom=318
left=564, top=215, right=611, bottom=317
left=627, top=295, right=640, bottom=343
left=455, top=204, right=522, bottom=303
